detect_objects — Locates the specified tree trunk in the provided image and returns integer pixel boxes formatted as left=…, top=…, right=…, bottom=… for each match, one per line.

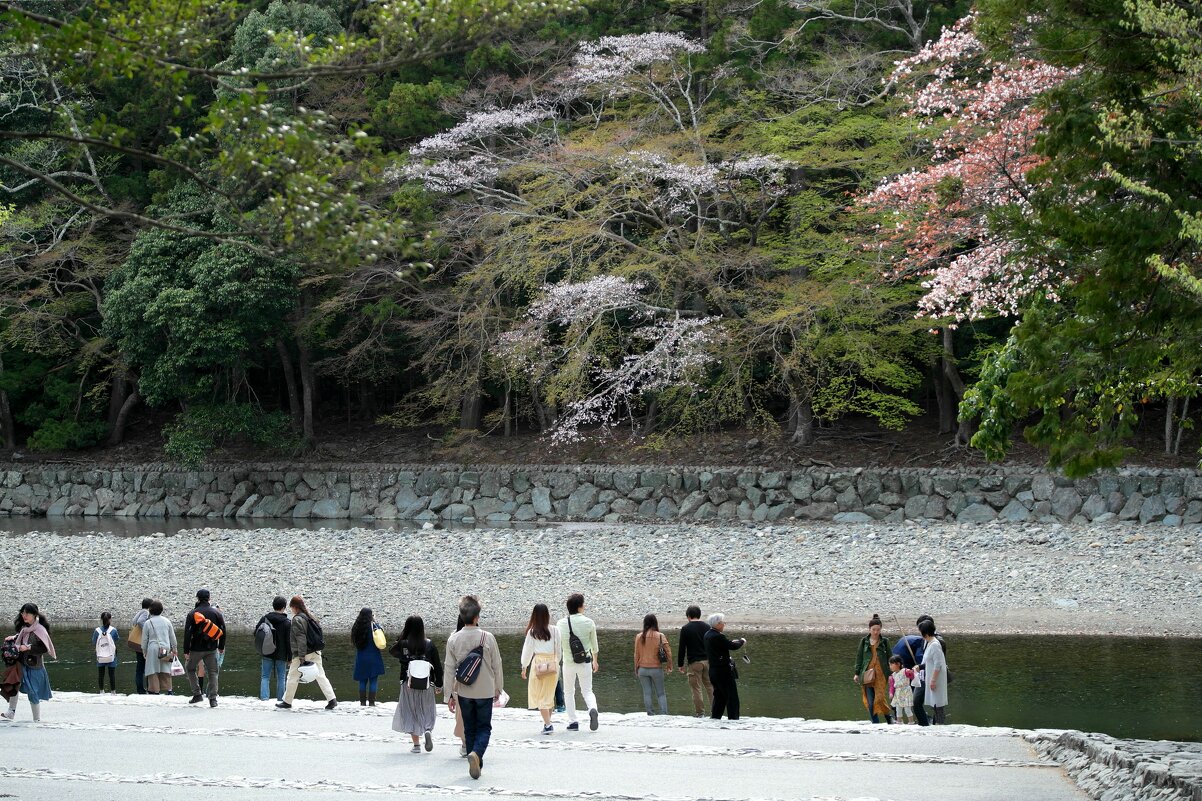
left=107, top=389, right=140, bottom=446
left=933, top=359, right=954, bottom=434
left=106, top=373, right=129, bottom=430
left=640, top=395, right=658, bottom=436
left=459, top=390, right=482, bottom=430
left=940, top=327, right=972, bottom=446
left=788, top=395, right=816, bottom=446
left=1175, top=396, right=1190, bottom=456
left=0, top=350, right=14, bottom=449
left=276, top=339, right=302, bottom=431
left=1165, top=395, right=1177, bottom=455
left=296, top=336, right=316, bottom=443
left=502, top=382, right=512, bottom=437
left=532, top=390, right=550, bottom=431
left=357, top=381, right=374, bottom=420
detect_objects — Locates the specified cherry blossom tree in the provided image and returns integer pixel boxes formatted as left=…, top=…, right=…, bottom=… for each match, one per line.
left=393, top=33, right=797, bottom=439
left=863, top=13, right=1076, bottom=321
left=496, top=277, right=722, bottom=443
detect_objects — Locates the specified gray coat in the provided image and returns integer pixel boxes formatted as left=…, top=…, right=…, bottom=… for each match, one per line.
left=142, top=615, right=177, bottom=674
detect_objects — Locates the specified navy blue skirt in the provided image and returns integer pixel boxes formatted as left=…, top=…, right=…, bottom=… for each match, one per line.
left=352, top=645, right=385, bottom=682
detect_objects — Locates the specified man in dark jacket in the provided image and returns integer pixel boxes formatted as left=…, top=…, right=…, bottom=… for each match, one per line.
left=183, top=588, right=226, bottom=707
left=256, top=596, right=291, bottom=702
left=703, top=613, right=746, bottom=720
left=892, top=614, right=943, bottom=726
left=676, top=605, right=712, bottom=717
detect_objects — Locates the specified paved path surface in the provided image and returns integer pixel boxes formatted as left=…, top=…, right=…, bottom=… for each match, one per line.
left=1, top=693, right=1088, bottom=801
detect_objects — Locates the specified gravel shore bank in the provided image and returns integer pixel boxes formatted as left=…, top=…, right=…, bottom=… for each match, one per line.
left=3, top=519, right=1199, bottom=636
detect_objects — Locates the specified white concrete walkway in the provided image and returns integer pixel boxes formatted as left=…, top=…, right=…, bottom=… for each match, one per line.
left=0, top=693, right=1088, bottom=801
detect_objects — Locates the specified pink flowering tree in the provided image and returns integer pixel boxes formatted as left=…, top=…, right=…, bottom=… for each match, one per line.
left=863, top=13, right=1077, bottom=321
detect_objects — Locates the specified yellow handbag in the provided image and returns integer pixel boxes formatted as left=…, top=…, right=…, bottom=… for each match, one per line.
left=372, top=623, right=386, bottom=650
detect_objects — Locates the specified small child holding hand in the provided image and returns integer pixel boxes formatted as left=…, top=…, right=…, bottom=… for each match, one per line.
left=888, top=655, right=916, bottom=724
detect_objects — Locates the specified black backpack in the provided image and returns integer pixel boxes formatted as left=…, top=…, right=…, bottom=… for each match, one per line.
left=567, top=616, right=591, bottom=664
left=304, top=615, right=325, bottom=653
left=454, top=633, right=486, bottom=685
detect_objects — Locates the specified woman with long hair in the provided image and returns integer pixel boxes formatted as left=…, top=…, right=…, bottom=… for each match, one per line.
left=3, top=603, right=57, bottom=721
left=351, top=607, right=386, bottom=706
left=390, top=615, right=443, bottom=753
left=520, top=603, right=561, bottom=734
left=277, top=595, right=337, bottom=710
left=633, top=613, right=672, bottom=715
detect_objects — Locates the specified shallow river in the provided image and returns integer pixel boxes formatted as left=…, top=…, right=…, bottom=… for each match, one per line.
left=39, top=626, right=1202, bottom=741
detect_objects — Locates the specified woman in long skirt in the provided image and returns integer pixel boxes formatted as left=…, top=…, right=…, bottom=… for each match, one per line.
left=853, top=614, right=893, bottom=724
left=520, top=603, right=561, bottom=734
left=3, top=603, right=57, bottom=722
left=390, top=615, right=443, bottom=753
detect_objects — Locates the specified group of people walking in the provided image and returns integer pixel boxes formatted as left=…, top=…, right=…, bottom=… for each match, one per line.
left=5, top=594, right=951, bottom=776
left=853, top=614, right=950, bottom=726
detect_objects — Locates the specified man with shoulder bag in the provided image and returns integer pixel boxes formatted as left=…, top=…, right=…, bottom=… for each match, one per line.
left=183, top=589, right=226, bottom=708
left=556, top=592, right=601, bottom=732
left=445, top=596, right=503, bottom=780
left=129, top=598, right=152, bottom=695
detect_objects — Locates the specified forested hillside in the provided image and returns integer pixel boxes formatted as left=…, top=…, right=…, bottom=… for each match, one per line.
left=1, top=0, right=1200, bottom=473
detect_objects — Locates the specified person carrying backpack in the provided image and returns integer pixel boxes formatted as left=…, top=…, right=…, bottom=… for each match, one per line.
left=92, top=612, right=119, bottom=694
left=183, top=588, right=226, bottom=708
left=255, top=596, right=291, bottom=702
left=277, top=595, right=337, bottom=710
left=444, top=596, right=502, bottom=780
left=390, top=615, right=443, bottom=753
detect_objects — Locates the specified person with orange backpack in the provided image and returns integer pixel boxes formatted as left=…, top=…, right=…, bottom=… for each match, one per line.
left=183, top=589, right=226, bottom=708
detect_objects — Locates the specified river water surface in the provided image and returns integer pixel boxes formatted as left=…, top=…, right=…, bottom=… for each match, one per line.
left=10, top=517, right=1199, bottom=741
left=39, top=626, right=1202, bottom=742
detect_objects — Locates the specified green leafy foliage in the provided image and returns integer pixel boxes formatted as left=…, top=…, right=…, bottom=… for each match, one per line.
left=101, top=186, right=298, bottom=406
left=163, top=403, right=301, bottom=468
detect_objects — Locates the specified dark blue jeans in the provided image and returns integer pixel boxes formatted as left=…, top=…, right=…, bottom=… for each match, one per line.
left=912, top=682, right=930, bottom=726
left=459, top=697, right=494, bottom=763
left=134, top=651, right=147, bottom=694
left=261, top=657, right=287, bottom=701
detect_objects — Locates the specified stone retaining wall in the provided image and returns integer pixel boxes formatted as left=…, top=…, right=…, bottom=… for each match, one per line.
left=1031, top=731, right=1202, bottom=801
left=1, top=463, right=1200, bottom=525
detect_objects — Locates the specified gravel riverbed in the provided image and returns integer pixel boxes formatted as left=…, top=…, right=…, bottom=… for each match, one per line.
left=3, top=519, right=1199, bottom=636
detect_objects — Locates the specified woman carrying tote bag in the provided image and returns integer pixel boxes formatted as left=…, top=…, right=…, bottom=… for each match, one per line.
left=141, top=600, right=178, bottom=695
left=520, top=603, right=561, bottom=735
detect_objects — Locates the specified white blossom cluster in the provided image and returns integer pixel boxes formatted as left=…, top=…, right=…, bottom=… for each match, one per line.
left=524, top=275, right=649, bottom=326
left=400, top=102, right=555, bottom=192
left=549, top=315, right=723, bottom=444
left=567, top=32, right=706, bottom=88
left=618, top=151, right=793, bottom=216
left=410, top=102, right=554, bottom=156
left=397, top=155, right=500, bottom=193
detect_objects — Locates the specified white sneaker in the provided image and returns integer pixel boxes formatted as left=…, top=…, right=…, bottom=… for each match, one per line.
left=458, top=743, right=467, bottom=757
